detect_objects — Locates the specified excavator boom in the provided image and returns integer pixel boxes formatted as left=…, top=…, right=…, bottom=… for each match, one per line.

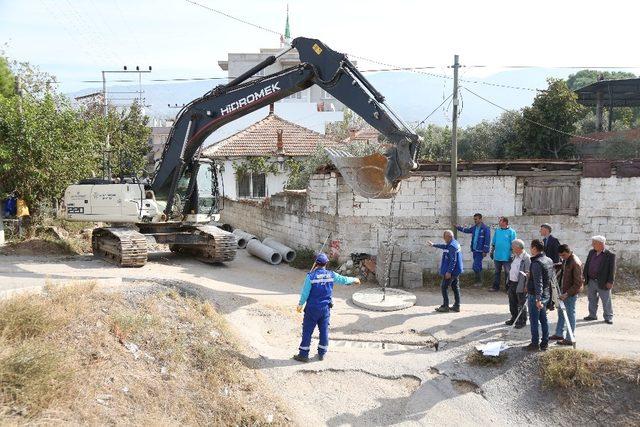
left=153, top=37, right=420, bottom=211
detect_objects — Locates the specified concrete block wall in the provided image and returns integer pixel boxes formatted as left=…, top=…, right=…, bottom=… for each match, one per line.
left=221, top=171, right=640, bottom=282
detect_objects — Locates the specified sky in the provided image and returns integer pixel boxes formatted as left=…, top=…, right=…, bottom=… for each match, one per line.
left=2, top=0, right=639, bottom=94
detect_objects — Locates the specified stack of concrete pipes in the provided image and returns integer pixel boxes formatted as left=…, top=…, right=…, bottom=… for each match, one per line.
left=232, top=228, right=296, bottom=266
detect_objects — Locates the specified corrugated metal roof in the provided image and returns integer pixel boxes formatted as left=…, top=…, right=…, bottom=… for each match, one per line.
left=203, top=113, right=340, bottom=157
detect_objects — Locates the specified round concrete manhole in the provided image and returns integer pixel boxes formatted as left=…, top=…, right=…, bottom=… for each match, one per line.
left=352, top=287, right=416, bottom=311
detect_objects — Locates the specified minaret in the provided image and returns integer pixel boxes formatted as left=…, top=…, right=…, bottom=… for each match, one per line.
left=280, top=4, right=291, bottom=47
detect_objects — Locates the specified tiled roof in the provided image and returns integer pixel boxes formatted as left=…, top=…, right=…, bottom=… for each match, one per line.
left=203, top=113, right=340, bottom=157
left=342, top=126, right=381, bottom=143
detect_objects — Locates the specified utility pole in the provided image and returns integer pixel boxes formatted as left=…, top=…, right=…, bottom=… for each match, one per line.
left=100, top=66, right=152, bottom=180
left=451, top=54, right=460, bottom=238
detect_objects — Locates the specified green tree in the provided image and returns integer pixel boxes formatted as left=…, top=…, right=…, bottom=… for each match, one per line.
left=325, top=108, right=366, bottom=141
left=0, top=55, right=15, bottom=98
left=101, top=101, right=151, bottom=177
left=566, top=70, right=636, bottom=91
left=508, top=79, right=587, bottom=159
left=416, top=124, right=451, bottom=161
left=0, top=93, right=102, bottom=210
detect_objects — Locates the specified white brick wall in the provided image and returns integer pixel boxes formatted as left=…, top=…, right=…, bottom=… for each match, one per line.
left=221, top=172, right=640, bottom=279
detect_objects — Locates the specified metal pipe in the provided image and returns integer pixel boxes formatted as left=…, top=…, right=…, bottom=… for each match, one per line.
left=232, top=229, right=256, bottom=249
left=247, top=239, right=282, bottom=265
left=262, top=237, right=296, bottom=263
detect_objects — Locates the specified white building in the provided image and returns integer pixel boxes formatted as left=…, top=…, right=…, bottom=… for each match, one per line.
left=203, top=109, right=340, bottom=200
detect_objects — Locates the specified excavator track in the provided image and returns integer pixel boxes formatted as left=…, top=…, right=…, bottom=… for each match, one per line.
left=92, top=227, right=148, bottom=267
left=167, top=225, right=237, bottom=263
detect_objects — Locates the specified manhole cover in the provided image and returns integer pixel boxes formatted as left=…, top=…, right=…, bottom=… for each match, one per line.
left=352, top=287, right=416, bottom=311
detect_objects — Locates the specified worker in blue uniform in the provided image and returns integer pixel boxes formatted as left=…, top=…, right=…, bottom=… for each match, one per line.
left=428, top=230, right=464, bottom=312
left=456, top=213, right=491, bottom=284
left=293, top=253, right=360, bottom=362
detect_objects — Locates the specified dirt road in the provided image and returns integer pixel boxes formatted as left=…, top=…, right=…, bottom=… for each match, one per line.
left=2, top=251, right=639, bottom=425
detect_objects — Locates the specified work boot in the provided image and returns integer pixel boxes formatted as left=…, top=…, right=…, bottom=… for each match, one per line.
left=540, top=342, right=549, bottom=351
left=514, top=322, right=526, bottom=329
left=435, top=305, right=450, bottom=313
left=293, top=354, right=310, bottom=363
left=505, top=318, right=515, bottom=326
left=548, top=335, right=563, bottom=341
left=474, top=272, right=482, bottom=285
left=522, top=343, right=539, bottom=352
left=605, top=319, right=613, bottom=325
left=450, top=305, right=460, bottom=312
left=583, top=316, right=597, bottom=321
left=317, top=354, right=325, bottom=361
left=556, top=339, right=575, bottom=346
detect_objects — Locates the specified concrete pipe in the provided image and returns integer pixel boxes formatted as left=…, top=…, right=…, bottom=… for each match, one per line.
left=247, top=239, right=282, bottom=265
left=262, top=237, right=296, bottom=263
left=232, top=229, right=257, bottom=249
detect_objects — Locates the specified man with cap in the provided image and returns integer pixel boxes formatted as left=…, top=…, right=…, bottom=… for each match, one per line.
left=293, top=253, right=361, bottom=362
left=583, top=236, right=616, bottom=324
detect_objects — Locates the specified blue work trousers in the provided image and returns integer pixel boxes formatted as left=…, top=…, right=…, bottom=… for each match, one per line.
left=297, top=305, right=330, bottom=357
left=472, top=251, right=484, bottom=273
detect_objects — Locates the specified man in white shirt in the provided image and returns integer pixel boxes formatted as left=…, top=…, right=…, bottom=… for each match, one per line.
left=506, top=239, right=531, bottom=329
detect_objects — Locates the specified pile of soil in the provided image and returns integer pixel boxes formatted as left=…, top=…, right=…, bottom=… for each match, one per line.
left=0, top=238, right=75, bottom=256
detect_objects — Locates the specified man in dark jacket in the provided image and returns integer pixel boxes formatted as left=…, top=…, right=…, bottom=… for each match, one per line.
left=456, top=213, right=490, bottom=284
left=523, top=239, right=554, bottom=351
left=549, top=244, right=583, bottom=345
left=429, top=230, right=464, bottom=313
left=583, top=235, right=616, bottom=324
left=540, top=223, right=560, bottom=264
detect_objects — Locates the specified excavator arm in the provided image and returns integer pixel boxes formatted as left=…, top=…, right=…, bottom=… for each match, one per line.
left=153, top=37, right=420, bottom=216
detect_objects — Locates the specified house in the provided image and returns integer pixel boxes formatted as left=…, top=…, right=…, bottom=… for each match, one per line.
left=147, top=119, right=174, bottom=173
left=343, top=126, right=382, bottom=144
left=217, top=8, right=351, bottom=112
left=203, top=107, right=340, bottom=200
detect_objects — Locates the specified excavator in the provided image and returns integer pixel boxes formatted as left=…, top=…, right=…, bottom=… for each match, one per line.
left=64, top=37, right=421, bottom=267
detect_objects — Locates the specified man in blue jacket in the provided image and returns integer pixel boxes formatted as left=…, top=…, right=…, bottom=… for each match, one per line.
left=456, top=213, right=491, bottom=284
left=293, top=253, right=360, bottom=362
left=429, top=230, right=464, bottom=313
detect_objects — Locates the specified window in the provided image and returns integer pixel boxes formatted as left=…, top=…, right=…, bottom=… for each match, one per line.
left=286, top=91, right=303, bottom=100
left=522, top=177, right=580, bottom=215
left=237, top=172, right=266, bottom=198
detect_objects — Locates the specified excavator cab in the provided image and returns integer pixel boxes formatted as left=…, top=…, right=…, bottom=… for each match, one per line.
left=177, top=159, right=223, bottom=223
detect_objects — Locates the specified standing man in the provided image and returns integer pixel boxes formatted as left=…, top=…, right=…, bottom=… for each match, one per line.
left=456, top=213, right=491, bottom=285
left=583, top=236, right=616, bottom=325
left=505, top=239, right=530, bottom=329
left=428, top=230, right=464, bottom=313
left=540, top=223, right=560, bottom=264
left=490, top=217, right=517, bottom=292
left=524, top=239, right=554, bottom=351
left=549, top=244, right=583, bottom=345
left=15, top=192, right=30, bottom=238
left=294, top=253, right=361, bottom=362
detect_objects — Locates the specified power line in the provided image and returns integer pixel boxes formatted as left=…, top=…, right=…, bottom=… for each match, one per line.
left=462, top=86, right=603, bottom=142
left=414, top=93, right=453, bottom=129
left=183, top=0, right=283, bottom=36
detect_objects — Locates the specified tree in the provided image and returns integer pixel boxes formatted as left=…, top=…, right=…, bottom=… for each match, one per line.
left=566, top=70, right=636, bottom=91
left=508, top=79, right=587, bottom=159
left=99, top=101, right=151, bottom=177
left=416, top=124, right=451, bottom=161
left=0, top=93, right=102, bottom=211
left=0, top=55, right=15, bottom=99
left=325, top=108, right=366, bottom=141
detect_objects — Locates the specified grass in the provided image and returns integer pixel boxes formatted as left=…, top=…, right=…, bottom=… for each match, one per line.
left=466, top=349, right=508, bottom=367
left=540, top=348, right=640, bottom=389
left=0, top=282, right=290, bottom=424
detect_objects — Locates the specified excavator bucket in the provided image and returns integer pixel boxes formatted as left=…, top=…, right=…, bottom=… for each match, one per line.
left=325, top=148, right=398, bottom=199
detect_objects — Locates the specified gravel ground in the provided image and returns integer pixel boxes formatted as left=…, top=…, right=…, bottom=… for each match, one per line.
left=1, top=250, right=639, bottom=425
